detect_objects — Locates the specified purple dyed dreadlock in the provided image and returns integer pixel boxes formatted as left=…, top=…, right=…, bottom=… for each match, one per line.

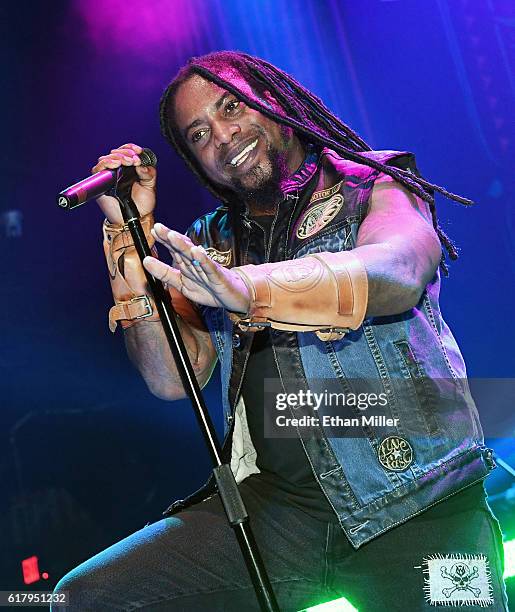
left=159, top=51, right=471, bottom=271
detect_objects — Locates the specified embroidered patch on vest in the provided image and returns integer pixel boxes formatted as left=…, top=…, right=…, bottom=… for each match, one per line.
left=422, top=553, right=494, bottom=607
left=377, top=436, right=413, bottom=471
left=205, top=247, right=232, bottom=267
left=296, top=194, right=344, bottom=240
left=309, top=180, right=343, bottom=204
left=295, top=180, right=344, bottom=241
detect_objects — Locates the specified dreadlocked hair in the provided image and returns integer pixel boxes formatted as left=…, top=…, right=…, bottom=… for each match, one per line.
left=159, top=51, right=470, bottom=273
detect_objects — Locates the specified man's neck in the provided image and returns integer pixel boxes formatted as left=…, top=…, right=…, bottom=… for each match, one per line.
left=245, top=194, right=283, bottom=217
left=244, top=142, right=313, bottom=217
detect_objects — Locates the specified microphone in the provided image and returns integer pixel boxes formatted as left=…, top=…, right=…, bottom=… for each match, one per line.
left=57, top=148, right=157, bottom=210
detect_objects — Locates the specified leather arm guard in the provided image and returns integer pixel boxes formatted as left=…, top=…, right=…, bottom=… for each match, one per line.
left=103, top=213, right=161, bottom=332
left=228, top=252, right=368, bottom=341
left=103, top=214, right=207, bottom=334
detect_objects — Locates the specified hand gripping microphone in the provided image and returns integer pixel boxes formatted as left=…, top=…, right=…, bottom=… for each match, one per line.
left=57, top=148, right=157, bottom=210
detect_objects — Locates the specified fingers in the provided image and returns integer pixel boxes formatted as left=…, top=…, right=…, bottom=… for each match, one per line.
left=152, top=223, right=195, bottom=249
left=92, top=143, right=144, bottom=174
left=178, top=244, right=212, bottom=285
left=151, top=223, right=177, bottom=260
left=187, top=245, right=221, bottom=287
left=134, top=164, right=156, bottom=185
left=93, top=151, right=139, bottom=173
left=151, top=224, right=218, bottom=289
left=142, top=256, right=182, bottom=290
left=119, top=143, right=143, bottom=154
left=151, top=222, right=172, bottom=243
left=142, top=256, right=204, bottom=303
left=190, top=245, right=221, bottom=280
left=152, top=224, right=205, bottom=271
left=151, top=223, right=195, bottom=259
left=172, top=246, right=208, bottom=286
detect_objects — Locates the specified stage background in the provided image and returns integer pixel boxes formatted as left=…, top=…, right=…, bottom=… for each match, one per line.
left=1, top=0, right=514, bottom=606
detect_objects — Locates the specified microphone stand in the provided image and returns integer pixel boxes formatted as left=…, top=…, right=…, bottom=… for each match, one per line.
left=111, top=178, right=279, bottom=612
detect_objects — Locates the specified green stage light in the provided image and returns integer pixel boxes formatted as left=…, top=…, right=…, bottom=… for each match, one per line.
left=505, top=538, right=515, bottom=579
left=303, top=597, right=358, bottom=612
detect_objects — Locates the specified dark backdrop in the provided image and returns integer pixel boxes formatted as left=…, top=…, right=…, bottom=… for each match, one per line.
left=1, top=0, right=513, bottom=597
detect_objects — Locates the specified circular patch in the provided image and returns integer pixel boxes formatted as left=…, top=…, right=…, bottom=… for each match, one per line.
left=296, top=193, right=344, bottom=240
left=377, top=436, right=413, bottom=471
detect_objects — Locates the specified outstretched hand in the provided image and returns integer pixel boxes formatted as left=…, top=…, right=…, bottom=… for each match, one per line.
left=143, top=223, right=250, bottom=314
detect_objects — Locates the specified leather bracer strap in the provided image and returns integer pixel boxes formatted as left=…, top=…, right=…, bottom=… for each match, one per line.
left=103, top=213, right=160, bottom=332
left=229, top=251, right=368, bottom=341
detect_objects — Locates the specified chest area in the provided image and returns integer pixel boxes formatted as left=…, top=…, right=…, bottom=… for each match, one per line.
left=246, top=179, right=365, bottom=264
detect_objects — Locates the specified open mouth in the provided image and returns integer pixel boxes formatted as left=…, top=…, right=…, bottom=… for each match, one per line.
left=227, top=138, right=259, bottom=168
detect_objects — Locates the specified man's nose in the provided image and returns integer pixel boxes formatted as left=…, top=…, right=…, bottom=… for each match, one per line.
left=213, top=122, right=240, bottom=149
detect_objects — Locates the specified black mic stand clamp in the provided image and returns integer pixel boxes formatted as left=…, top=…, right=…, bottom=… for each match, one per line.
left=111, top=180, right=280, bottom=612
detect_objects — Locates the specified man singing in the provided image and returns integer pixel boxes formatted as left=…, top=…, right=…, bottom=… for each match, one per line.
left=54, top=52, right=508, bottom=611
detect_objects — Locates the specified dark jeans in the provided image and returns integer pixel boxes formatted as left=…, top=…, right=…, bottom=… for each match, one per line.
left=52, top=477, right=509, bottom=611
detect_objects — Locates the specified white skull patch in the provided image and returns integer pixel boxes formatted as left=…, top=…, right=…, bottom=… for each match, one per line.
left=422, top=553, right=494, bottom=606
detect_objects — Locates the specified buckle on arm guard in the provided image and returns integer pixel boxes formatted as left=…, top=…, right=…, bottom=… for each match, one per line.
left=228, top=251, right=368, bottom=341
left=108, top=295, right=154, bottom=331
left=103, top=213, right=160, bottom=332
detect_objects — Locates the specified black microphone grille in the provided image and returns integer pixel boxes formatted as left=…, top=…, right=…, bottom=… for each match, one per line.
left=140, top=148, right=157, bottom=167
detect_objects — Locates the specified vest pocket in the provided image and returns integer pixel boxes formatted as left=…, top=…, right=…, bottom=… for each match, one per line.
left=393, top=340, right=441, bottom=437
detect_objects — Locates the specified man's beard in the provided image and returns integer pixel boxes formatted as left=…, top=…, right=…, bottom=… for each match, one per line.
left=229, top=128, right=291, bottom=208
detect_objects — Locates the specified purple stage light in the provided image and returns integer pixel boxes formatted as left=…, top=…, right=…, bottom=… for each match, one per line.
left=74, top=0, right=195, bottom=54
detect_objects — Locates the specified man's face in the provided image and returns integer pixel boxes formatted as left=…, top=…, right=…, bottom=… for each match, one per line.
left=172, top=73, right=305, bottom=199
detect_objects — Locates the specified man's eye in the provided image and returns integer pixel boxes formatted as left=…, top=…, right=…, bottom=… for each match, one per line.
left=225, top=100, right=241, bottom=114
left=191, top=129, right=207, bottom=143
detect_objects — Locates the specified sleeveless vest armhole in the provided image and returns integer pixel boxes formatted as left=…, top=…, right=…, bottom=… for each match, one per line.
left=357, top=151, right=421, bottom=226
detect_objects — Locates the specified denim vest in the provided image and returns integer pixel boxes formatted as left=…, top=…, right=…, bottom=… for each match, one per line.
left=176, top=149, right=495, bottom=548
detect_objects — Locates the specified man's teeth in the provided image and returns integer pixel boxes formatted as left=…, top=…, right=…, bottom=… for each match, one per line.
left=230, top=139, right=258, bottom=166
